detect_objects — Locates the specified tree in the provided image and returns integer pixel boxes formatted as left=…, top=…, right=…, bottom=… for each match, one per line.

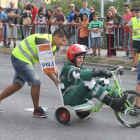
left=131, top=1, right=140, bottom=8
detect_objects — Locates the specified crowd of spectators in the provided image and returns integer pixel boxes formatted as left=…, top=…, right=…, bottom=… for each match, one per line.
left=0, top=1, right=139, bottom=72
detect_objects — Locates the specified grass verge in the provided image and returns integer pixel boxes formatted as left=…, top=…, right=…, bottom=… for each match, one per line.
left=0, top=47, right=13, bottom=55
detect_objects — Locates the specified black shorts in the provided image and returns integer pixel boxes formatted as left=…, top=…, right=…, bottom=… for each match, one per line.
left=133, top=40, right=140, bottom=51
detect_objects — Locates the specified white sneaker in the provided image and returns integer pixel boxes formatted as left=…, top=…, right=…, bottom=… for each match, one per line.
left=131, top=67, right=138, bottom=71
left=114, top=46, right=118, bottom=48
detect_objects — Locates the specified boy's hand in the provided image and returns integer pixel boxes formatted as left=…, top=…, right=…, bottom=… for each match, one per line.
left=101, top=69, right=112, bottom=78
left=92, top=69, right=112, bottom=78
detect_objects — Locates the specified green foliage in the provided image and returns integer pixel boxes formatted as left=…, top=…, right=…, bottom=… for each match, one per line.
left=50, top=0, right=139, bottom=17
left=131, top=1, right=140, bottom=8
left=51, top=0, right=101, bottom=16
left=104, top=1, right=125, bottom=15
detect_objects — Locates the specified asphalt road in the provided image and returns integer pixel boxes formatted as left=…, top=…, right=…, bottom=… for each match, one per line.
left=0, top=54, right=140, bottom=140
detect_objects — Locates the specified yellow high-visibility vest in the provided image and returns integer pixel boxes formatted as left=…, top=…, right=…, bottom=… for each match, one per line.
left=132, top=17, right=140, bottom=39
left=12, top=34, right=56, bottom=66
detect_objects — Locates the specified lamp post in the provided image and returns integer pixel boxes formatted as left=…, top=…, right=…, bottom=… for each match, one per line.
left=101, top=0, right=104, bottom=18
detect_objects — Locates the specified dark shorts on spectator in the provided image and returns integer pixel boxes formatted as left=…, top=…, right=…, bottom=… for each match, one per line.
left=133, top=40, right=140, bottom=51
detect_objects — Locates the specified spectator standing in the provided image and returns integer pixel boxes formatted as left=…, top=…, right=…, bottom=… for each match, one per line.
left=22, top=4, right=32, bottom=38
left=72, top=7, right=83, bottom=44
left=20, top=2, right=28, bottom=40
left=34, top=7, right=46, bottom=33
left=46, top=9, right=52, bottom=34
left=130, top=8, right=136, bottom=59
left=0, top=20, right=2, bottom=45
left=89, top=5, right=96, bottom=23
left=88, top=5, right=96, bottom=50
left=68, top=4, right=75, bottom=23
left=6, top=1, right=19, bottom=48
left=0, top=6, right=7, bottom=47
left=37, top=12, right=46, bottom=34
left=112, top=7, right=124, bottom=49
left=80, top=1, right=90, bottom=18
left=80, top=1, right=90, bottom=50
left=105, top=10, right=116, bottom=57
left=134, top=42, right=140, bottom=109
left=79, top=13, right=89, bottom=48
left=56, top=7, right=65, bottom=52
left=88, top=14, right=102, bottom=57
left=129, top=8, right=140, bottom=71
left=49, top=10, right=58, bottom=34
left=67, top=4, right=75, bottom=45
left=131, top=8, right=136, bottom=17
left=56, top=7, right=65, bottom=24
left=123, top=4, right=133, bottom=58
left=30, top=1, right=38, bottom=33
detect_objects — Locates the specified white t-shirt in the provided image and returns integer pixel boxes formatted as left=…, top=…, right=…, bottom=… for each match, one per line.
left=50, top=17, right=58, bottom=33
left=106, top=20, right=114, bottom=34
left=38, top=16, right=46, bottom=28
left=88, top=20, right=102, bottom=38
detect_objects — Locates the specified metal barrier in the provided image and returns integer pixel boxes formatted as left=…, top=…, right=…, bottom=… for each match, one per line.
left=0, top=22, right=134, bottom=57
left=108, top=27, right=133, bottom=57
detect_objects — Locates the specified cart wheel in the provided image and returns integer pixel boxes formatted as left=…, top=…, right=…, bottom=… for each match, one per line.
left=55, top=105, right=76, bottom=125
left=76, top=111, right=90, bottom=119
left=76, top=101, right=95, bottom=119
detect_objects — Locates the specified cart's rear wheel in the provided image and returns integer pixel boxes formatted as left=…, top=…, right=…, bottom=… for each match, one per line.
left=55, top=105, right=76, bottom=125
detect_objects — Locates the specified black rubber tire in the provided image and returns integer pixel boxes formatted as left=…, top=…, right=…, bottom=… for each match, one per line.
left=76, top=111, right=90, bottom=119
left=115, top=90, right=140, bottom=128
left=54, top=105, right=76, bottom=125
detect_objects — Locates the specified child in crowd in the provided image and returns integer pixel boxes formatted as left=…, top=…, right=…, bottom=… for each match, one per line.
left=46, top=9, right=52, bottom=34
left=88, top=14, right=102, bottom=57
left=105, top=10, right=116, bottom=57
left=38, top=12, right=46, bottom=33
left=48, top=10, right=58, bottom=34
left=111, top=7, right=124, bottom=49
left=56, top=7, right=65, bottom=52
left=79, top=13, right=89, bottom=49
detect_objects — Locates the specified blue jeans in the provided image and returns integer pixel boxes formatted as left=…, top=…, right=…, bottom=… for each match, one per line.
left=11, top=55, right=41, bottom=87
left=124, top=32, right=130, bottom=56
left=2, top=24, right=6, bottom=46
left=115, top=28, right=123, bottom=47
left=39, top=27, right=45, bottom=34
left=91, top=37, right=101, bottom=47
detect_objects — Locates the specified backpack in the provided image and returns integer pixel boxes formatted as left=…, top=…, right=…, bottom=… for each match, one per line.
left=23, top=12, right=31, bottom=25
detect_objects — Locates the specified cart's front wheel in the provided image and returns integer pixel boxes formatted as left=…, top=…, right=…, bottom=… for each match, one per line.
left=55, top=105, right=76, bottom=125
left=115, top=90, right=140, bottom=128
